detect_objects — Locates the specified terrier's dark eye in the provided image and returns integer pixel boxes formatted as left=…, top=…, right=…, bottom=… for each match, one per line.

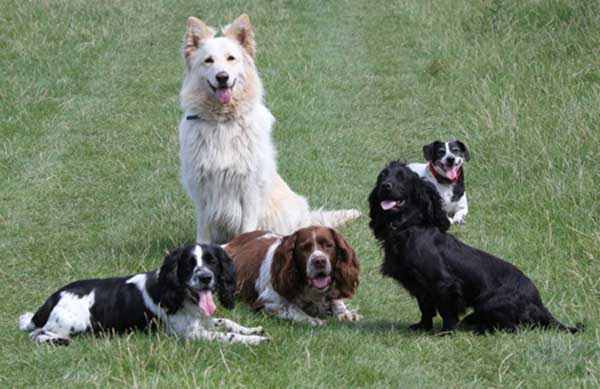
left=204, top=57, right=214, bottom=64
left=227, top=55, right=235, bottom=61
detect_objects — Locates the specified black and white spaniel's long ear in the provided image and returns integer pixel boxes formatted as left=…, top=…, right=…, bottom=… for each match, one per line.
left=158, top=248, right=186, bottom=314
left=413, top=179, right=451, bottom=232
left=210, top=245, right=236, bottom=310
left=455, top=140, right=470, bottom=161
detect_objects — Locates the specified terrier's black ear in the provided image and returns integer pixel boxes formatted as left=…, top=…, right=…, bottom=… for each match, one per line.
left=422, top=141, right=438, bottom=161
left=455, top=140, right=470, bottom=161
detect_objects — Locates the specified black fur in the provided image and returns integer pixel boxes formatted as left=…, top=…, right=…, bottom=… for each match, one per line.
left=27, top=243, right=235, bottom=340
left=202, top=245, right=236, bottom=309
left=368, top=162, right=581, bottom=334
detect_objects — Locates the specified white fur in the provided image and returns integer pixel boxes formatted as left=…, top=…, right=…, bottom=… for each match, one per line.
left=179, top=19, right=359, bottom=244
left=18, top=312, right=35, bottom=331
left=126, top=272, right=167, bottom=321
left=408, top=162, right=469, bottom=224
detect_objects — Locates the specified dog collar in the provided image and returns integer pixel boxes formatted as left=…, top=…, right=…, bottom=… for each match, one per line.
left=428, top=162, right=461, bottom=184
left=186, top=115, right=200, bottom=120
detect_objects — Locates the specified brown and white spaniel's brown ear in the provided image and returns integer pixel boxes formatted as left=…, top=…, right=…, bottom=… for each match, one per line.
left=330, top=228, right=360, bottom=299
left=183, top=16, right=214, bottom=62
left=271, top=232, right=302, bottom=301
left=223, top=14, right=255, bottom=58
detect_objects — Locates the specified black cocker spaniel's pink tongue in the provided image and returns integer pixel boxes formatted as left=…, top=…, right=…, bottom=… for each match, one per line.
left=380, top=200, right=398, bottom=210
left=198, top=290, right=217, bottom=316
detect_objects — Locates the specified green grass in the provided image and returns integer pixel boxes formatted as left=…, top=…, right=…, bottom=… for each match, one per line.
left=1, top=0, right=599, bottom=386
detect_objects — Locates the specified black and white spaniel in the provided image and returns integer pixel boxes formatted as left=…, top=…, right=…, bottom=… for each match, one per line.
left=408, top=140, right=470, bottom=225
left=18, top=244, right=270, bottom=345
left=369, top=161, right=581, bottom=334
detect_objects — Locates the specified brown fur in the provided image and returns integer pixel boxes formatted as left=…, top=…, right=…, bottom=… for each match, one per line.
left=227, top=226, right=360, bottom=308
left=271, top=232, right=302, bottom=301
left=225, top=231, right=278, bottom=304
left=330, top=229, right=360, bottom=298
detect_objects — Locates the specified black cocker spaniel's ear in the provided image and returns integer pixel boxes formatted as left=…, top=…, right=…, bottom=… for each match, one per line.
left=368, top=182, right=388, bottom=241
left=413, top=179, right=451, bottom=232
left=209, top=245, right=236, bottom=310
left=455, top=140, right=470, bottom=161
left=158, top=248, right=186, bottom=314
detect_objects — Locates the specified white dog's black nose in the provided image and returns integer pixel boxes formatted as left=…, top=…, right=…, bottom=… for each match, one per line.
left=216, top=71, right=229, bottom=87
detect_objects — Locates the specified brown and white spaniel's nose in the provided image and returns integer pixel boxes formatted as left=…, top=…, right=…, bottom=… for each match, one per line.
left=307, top=251, right=331, bottom=278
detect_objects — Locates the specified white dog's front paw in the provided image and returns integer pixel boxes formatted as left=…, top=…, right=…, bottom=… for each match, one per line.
left=336, top=311, right=363, bottom=322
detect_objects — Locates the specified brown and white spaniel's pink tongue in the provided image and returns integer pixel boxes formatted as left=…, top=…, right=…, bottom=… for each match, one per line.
left=310, top=276, right=331, bottom=289
left=380, top=200, right=398, bottom=210
left=198, top=290, right=217, bottom=317
left=445, top=165, right=460, bottom=181
left=215, top=87, right=232, bottom=105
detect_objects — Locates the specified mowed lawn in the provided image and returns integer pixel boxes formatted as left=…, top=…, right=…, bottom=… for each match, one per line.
left=1, top=0, right=599, bottom=386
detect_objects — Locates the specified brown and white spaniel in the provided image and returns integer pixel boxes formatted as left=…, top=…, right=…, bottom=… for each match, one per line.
left=224, top=226, right=362, bottom=326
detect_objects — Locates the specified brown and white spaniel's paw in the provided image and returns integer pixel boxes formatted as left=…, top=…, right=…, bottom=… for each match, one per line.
left=336, top=311, right=363, bottom=322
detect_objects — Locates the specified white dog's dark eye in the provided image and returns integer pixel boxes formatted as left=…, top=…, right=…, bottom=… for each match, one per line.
left=227, top=55, right=235, bottom=61
left=204, top=57, right=214, bottom=64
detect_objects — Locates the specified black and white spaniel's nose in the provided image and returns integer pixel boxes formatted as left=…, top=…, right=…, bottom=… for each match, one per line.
left=215, top=71, right=229, bottom=87
left=382, top=181, right=393, bottom=191
left=446, top=156, right=455, bottom=165
left=195, top=271, right=213, bottom=286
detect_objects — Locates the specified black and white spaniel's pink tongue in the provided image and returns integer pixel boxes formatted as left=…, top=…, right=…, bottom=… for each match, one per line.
left=198, top=290, right=217, bottom=317
left=445, top=165, right=460, bottom=181
left=380, top=200, right=398, bottom=210
left=215, top=88, right=232, bottom=104
left=310, top=276, right=332, bottom=289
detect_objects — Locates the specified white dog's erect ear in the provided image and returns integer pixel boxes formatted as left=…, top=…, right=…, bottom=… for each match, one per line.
left=223, top=14, right=255, bottom=58
left=184, top=16, right=214, bottom=61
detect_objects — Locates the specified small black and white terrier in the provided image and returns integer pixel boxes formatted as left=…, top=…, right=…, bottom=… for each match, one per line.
left=408, top=140, right=470, bottom=225
left=18, top=244, right=270, bottom=345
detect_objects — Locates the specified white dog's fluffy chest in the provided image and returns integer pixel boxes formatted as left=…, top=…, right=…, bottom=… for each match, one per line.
left=179, top=105, right=275, bottom=179
left=179, top=104, right=278, bottom=241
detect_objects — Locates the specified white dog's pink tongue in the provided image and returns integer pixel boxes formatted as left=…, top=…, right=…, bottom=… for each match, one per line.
left=446, top=166, right=459, bottom=181
left=311, top=276, right=331, bottom=289
left=216, top=88, right=232, bottom=104
left=198, top=290, right=217, bottom=317
left=380, top=200, right=397, bottom=210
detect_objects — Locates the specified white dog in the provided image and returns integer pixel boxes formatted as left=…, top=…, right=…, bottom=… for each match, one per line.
left=179, top=15, right=360, bottom=244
